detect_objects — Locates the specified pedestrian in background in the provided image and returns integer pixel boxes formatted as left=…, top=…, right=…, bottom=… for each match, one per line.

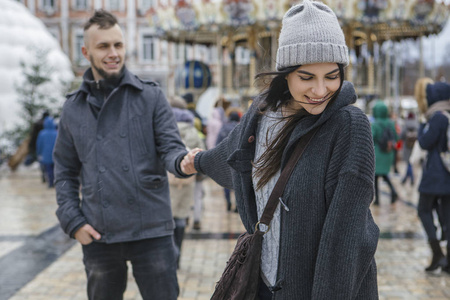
left=53, top=10, right=189, bottom=300
left=206, top=104, right=225, bottom=150
left=181, top=1, right=379, bottom=298
left=36, top=116, right=57, bottom=188
left=372, top=100, right=399, bottom=205
left=168, top=95, right=204, bottom=268
left=216, top=110, right=241, bottom=212
left=181, top=93, right=207, bottom=230
left=415, top=77, right=450, bottom=273
left=400, top=112, right=418, bottom=186
left=26, top=111, right=49, bottom=182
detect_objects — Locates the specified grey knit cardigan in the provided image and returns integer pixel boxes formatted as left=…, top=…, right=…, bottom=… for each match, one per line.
left=194, top=81, right=379, bottom=299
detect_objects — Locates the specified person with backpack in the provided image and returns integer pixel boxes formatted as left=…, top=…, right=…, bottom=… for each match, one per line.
left=372, top=100, right=399, bottom=205
left=414, top=78, right=450, bottom=273
left=400, top=112, right=419, bottom=186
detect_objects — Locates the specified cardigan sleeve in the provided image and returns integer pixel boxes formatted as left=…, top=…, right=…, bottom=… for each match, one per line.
left=312, top=108, right=379, bottom=299
left=194, top=135, right=234, bottom=190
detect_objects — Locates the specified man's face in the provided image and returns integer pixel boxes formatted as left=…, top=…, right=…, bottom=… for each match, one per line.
left=82, top=24, right=126, bottom=81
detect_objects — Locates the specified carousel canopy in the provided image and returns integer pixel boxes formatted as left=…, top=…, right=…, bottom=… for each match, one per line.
left=148, top=0, right=450, bottom=44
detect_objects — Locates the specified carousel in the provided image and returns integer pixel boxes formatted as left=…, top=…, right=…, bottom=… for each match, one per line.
left=147, top=0, right=450, bottom=113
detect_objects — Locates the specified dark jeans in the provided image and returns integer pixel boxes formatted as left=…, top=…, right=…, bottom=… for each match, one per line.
left=418, top=193, right=450, bottom=242
left=82, top=235, right=179, bottom=300
left=402, top=162, right=414, bottom=185
left=374, top=175, right=397, bottom=204
left=43, top=163, right=54, bottom=187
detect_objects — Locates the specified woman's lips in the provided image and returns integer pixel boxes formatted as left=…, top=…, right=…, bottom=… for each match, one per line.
left=304, top=94, right=329, bottom=104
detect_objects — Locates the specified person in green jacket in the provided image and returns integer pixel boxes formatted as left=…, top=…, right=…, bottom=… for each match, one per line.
left=372, top=100, right=399, bottom=205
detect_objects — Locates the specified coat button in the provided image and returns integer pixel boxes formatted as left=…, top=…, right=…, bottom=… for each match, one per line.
left=248, top=135, right=255, bottom=143
left=102, top=200, right=110, bottom=208
left=97, top=134, right=103, bottom=141
left=132, top=231, right=139, bottom=238
left=122, top=165, right=129, bottom=172
left=127, top=198, right=134, bottom=205
left=99, top=166, right=106, bottom=173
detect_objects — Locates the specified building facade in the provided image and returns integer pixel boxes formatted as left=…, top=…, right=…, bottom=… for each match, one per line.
left=16, top=0, right=219, bottom=95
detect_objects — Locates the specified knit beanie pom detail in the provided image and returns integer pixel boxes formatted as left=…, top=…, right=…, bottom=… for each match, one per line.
left=276, top=0, right=349, bottom=70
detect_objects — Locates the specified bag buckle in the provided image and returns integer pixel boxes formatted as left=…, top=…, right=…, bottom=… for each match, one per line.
left=255, top=221, right=270, bottom=234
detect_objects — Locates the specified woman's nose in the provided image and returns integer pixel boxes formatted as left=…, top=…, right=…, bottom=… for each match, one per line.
left=311, top=81, right=327, bottom=97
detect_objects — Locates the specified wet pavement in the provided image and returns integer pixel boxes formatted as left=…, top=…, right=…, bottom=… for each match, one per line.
left=1, top=161, right=450, bottom=299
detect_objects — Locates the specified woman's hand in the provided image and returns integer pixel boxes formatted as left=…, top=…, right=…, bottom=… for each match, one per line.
left=181, top=148, right=203, bottom=175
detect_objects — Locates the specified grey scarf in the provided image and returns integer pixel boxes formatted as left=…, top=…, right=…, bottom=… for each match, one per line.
left=426, top=100, right=450, bottom=120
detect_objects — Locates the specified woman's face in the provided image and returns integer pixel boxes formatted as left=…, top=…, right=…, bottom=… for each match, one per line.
left=285, top=63, right=341, bottom=115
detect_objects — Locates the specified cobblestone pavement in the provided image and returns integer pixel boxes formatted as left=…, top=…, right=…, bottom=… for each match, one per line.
left=1, top=162, right=450, bottom=300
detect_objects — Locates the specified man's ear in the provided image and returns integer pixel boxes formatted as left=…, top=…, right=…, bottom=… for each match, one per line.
left=81, top=46, right=89, bottom=60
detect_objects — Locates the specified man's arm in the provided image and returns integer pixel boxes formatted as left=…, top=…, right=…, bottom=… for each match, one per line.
left=152, top=88, right=189, bottom=176
left=53, top=115, right=93, bottom=240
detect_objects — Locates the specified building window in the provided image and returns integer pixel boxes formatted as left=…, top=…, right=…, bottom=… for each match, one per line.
left=107, top=0, right=123, bottom=11
left=41, top=0, right=55, bottom=10
left=142, top=35, right=156, bottom=62
left=139, top=0, right=155, bottom=11
left=74, top=33, right=89, bottom=66
left=73, top=0, right=89, bottom=10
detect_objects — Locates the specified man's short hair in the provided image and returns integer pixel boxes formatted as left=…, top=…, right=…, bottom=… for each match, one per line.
left=83, top=9, right=118, bottom=31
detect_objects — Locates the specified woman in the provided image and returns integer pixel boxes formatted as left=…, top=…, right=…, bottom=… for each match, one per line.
left=371, top=101, right=399, bottom=205
left=181, top=1, right=379, bottom=298
left=400, top=112, right=418, bottom=186
left=415, top=78, right=450, bottom=272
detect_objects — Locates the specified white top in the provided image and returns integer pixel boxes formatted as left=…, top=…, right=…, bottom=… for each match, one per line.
left=252, top=109, right=286, bottom=287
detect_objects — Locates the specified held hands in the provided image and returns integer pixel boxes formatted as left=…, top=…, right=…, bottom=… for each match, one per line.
left=74, top=224, right=101, bottom=245
left=181, top=148, right=203, bottom=175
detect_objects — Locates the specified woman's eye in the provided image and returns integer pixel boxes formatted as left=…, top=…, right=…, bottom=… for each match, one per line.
left=326, top=75, right=339, bottom=80
left=299, top=76, right=313, bottom=81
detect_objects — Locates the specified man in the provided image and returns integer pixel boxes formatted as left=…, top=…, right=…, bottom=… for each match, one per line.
left=53, top=10, right=189, bottom=300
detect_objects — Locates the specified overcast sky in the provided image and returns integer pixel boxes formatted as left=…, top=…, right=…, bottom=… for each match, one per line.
left=423, top=19, right=450, bottom=67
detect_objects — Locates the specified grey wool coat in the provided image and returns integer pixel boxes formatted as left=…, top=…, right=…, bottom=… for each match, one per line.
left=54, top=68, right=188, bottom=244
left=194, top=81, right=379, bottom=299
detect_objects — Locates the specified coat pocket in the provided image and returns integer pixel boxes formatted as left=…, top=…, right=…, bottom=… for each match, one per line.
left=139, top=174, right=167, bottom=189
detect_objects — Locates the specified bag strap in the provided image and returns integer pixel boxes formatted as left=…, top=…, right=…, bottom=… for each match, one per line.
left=256, top=126, right=319, bottom=233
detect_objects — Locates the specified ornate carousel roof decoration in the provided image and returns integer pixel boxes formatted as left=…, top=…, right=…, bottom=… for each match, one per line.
left=322, top=0, right=449, bottom=42
left=147, top=0, right=295, bottom=44
left=148, top=0, right=449, bottom=45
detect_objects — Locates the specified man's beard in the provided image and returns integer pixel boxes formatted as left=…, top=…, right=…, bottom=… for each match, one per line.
left=90, top=56, right=125, bottom=80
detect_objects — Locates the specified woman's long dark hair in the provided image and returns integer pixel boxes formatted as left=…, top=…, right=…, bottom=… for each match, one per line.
left=252, top=63, right=345, bottom=190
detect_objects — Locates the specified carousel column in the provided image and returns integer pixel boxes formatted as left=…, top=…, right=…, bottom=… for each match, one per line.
left=385, top=41, right=392, bottom=99
left=271, top=29, right=278, bottom=71
left=344, top=25, right=354, bottom=82
left=247, top=27, right=257, bottom=93
left=217, top=33, right=224, bottom=95
left=419, top=36, right=425, bottom=78
left=368, top=56, right=374, bottom=95
left=249, top=51, right=256, bottom=87
left=367, top=33, right=375, bottom=95
left=226, top=44, right=235, bottom=94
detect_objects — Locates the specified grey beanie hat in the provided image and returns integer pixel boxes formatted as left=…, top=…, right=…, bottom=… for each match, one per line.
left=276, top=0, right=349, bottom=70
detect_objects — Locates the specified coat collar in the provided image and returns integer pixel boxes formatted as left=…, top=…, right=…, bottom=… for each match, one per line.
left=79, top=67, right=143, bottom=95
